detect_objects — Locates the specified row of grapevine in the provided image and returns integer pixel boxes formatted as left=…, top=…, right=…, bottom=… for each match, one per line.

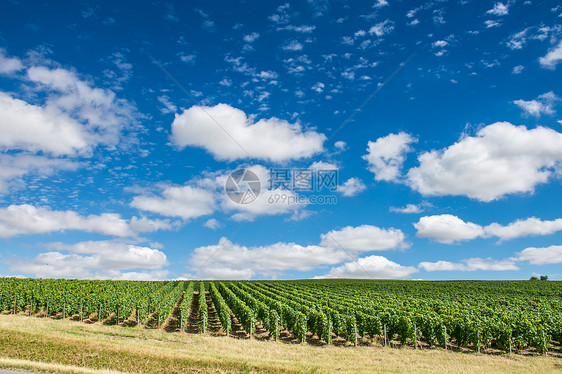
left=209, top=282, right=231, bottom=335
left=216, top=282, right=255, bottom=336
left=198, top=282, right=208, bottom=333
left=1, top=277, right=561, bottom=354
left=179, top=282, right=194, bottom=329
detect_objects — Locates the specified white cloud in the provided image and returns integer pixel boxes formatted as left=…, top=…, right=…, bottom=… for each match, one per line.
left=373, top=0, right=388, bottom=8
left=0, top=92, right=90, bottom=156
left=539, top=41, right=562, bottom=69
left=131, top=165, right=308, bottom=223
left=512, top=65, right=524, bottom=74
left=363, top=132, right=417, bottom=182
left=486, top=2, right=509, bottom=16
left=339, top=178, right=366, bottom=197
left=171, top=103, right=326, bottom=162
left=419, top=257, right=518, bottom=271
left=507, top=29, right=528, bottom=50
left=188, top=237, right=347, bottom=279
left=0, top=154, right=80, bottom=193
left=407, top=122, right=562, bottom=201
left=389, top=203, right=426, bottom=214
left=320, top=224, right=408, bottom=252
left=415, top=214, right=562, bottom=243
left=309, top=161, right=338, bottom=170
left=485, top=217, right=562, bottom=241
left=0, top=49, right=23, bottom=74
left=517, top=245, right=562, bottom=265
left=0, top=204, right=172, bottom=238
left=256, top=70, right=278, bottom=79
left=282, top=40, right=303, bottom=51
left=220, top=165, right=304, bottom=221
left=432, top=40, right=448, bottom=48
left=317, top=255, right=418, bottom=279
left=0, top=51, right=138, bottom=194
left=414, top=214, right=484, bottom=244
left=204, top=218, right=222, bottom=230
left=47, top=240, right=168, bottom=269
left=312, top=82, right=325, bottom=93
left=157, top=95, right=177, bottom=114
left=334, top=141, right=347, bottom=151
left=8, top=240, right=168, bottom=279
left=278, top=25, right=316, bottom=33
left=369, top=20, right=394, bottom=37
left=418, top=260, right=465, bottom=271
left=26, top=65, right=136, bottom=148
left=513, top=91, right=560, bottom=117
left=219, top=78, right=232, bottom=86
left=131, top=184, right=216, bottom=220
left=128, top=216, right=176, bottom=233
left=178, top=53, right=196, bottom=64
left=484, top=20, right=501, bottom=28
left=243, top=32, right=260, bottom=43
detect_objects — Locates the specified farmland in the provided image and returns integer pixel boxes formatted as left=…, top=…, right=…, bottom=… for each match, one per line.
left=1, top=278, right=561, bottom=358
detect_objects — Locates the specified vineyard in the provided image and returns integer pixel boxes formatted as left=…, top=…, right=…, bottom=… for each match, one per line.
left=1, top=278, right=561, bottom=356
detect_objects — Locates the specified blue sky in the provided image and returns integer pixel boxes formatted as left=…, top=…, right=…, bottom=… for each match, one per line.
left=0, top=0, right=561, bottom=280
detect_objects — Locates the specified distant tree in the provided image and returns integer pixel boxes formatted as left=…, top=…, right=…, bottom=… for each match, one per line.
left=529, top=276, right=539, bottom=281
left=540, top=275, right=549, bottom=281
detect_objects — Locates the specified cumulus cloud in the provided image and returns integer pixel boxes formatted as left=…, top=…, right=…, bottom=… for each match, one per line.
left=26, top=65, right=137, bottom=148
left=419, top=257, right=518, bottom=271
left=338, top=178, right=366, bottom=197
left=363, top=132, right=417, bottom=182
left=0, top=50, right=138, bottom=195
left=204, top=218, right=222, bottom=230
left=220, top=165, right=305, bottom=221
left=320, top=224, right=408, bottom=251
left=414, top=214, right=484, bottom=244
left=513, top=91, right=560, bottom=117
left=516, top=245, right=562, bottom=265
left=317, top=255, right=418, bottom=279
left=406, top=122, right=562, bottom=201
left=485, top=217, right=562, bottom=241
left=8, top=240, right=168, bottom=279
left=415, top=214, right=562, bottom=243
left=0, top=49, right=23, bottom=74
left=186, top=222, right=411, bottom=279
left=188, top=237, right=347, bottom=279
left=334, top=141, right=347, bottom=151
left=131, top=184, right=216, bottom=220
left=0, top=204, right=172, bottom=238
left=0, top=92, right=90, bottom=156
left=171, top=104, right=325, bottom=162
left=539, top=41, right=562, bottom=70
left=131, top=165, right=305, bottom=222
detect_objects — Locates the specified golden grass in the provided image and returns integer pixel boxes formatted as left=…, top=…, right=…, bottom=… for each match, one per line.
left=0, top=315, right=561, bottom=373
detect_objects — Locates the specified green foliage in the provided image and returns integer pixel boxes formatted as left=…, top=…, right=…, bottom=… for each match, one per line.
left=2, top=278, right=562, bottom=353
left=198, top=282, right=208, bottom=333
